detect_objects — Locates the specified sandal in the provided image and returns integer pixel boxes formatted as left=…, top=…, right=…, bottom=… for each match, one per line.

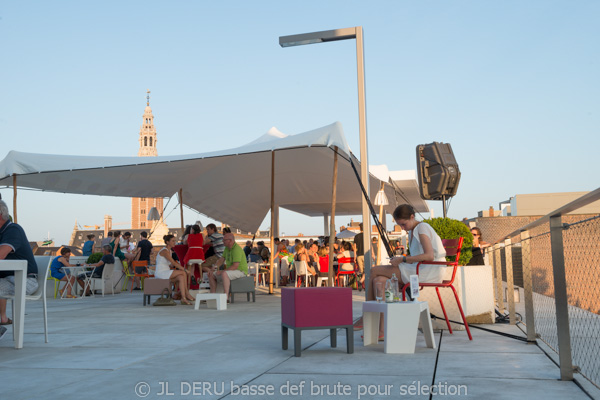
left=361, top=334, right=385, bottom=341
left=66, top=294, right=77, bottom=299
left=353, top=319, right=363, bottom=331
left=0, top=318, right=12, bottom=325
left=180, top=300, right=193, bottom=305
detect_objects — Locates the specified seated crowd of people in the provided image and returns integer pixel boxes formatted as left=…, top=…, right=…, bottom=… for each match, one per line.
left=156, top=223, right=383, bottom=299
left=245, top=236, right=374, bottom=288
left=53, top=221, right=409, bottom=302
left=165, top=223, right=248, bottom=303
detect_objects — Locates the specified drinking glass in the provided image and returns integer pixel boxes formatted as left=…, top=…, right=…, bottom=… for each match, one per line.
left=375, top=282, right=384, bottom=303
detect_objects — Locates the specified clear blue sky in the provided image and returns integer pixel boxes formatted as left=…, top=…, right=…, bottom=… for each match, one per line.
left=1, top=1, right=599, bottom=245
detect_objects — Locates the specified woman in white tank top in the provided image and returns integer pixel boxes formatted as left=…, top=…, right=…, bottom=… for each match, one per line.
left=156, top=234, right=195, bottom=305
left=353, top=204, right=446, bottom=337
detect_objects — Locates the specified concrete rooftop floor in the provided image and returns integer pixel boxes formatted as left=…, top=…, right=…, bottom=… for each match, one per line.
left=0, top=283, right=595, bottom=400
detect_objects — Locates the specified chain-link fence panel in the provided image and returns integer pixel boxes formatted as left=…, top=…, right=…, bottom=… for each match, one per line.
left=562, top=215, right=600, bottom=387
left=528, top=226, right=559, bottom=353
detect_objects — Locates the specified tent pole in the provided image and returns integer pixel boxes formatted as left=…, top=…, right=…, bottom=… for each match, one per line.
left=328, top=148, right=338, bottom=287
left=274, top=206, right=279, bottom=237
left=269, top=151, right=276, bottom=294
left=12, top=174, right=17, bottom=223
left=376, top=182, right=385, bottom=265
left=179, top=188, right=184, bottom=232
left=323, top=213, right=329, bottom=236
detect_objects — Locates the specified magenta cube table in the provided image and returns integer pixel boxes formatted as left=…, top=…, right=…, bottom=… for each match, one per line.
left=281, top=287, right=354, bottom=357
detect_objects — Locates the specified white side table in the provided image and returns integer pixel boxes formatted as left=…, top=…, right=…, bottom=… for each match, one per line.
left=362, top=300, right=436, bottom=354
left=0, top=260, right=26, bottom=349
left=194, top=293, right=227, bottom=311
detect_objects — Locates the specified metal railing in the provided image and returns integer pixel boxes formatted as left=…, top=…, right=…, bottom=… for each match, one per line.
left=486, top=187, right=600, bottom=387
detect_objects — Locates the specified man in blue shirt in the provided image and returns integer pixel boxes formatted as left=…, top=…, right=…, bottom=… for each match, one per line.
left=86, top=245, right=115, bottom=278
left=82, top=234, right=95, bottom=257
left=0, top=200, right=39, bottom=326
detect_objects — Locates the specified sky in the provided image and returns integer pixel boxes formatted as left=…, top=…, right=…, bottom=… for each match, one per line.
left=1, top=1, right=599, bottom=245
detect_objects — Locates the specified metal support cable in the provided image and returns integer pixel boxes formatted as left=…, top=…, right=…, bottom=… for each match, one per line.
left=348, top=158, right=394, bottom=258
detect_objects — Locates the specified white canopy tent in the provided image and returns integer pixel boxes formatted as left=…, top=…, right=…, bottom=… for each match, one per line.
left=369, top=165, right=430, bottom=214
left=0, top=122, right=399, bottom=233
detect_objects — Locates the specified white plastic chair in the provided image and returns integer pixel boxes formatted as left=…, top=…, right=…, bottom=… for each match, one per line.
left=294, top=260, right=310, bottom=287
left=315, top=262, right=329, bottom=287
left=7, top=256, right=51, bottom=343
left=90, top=263, right=115, bottom=296
left=247, top=262, right=265, bottom=287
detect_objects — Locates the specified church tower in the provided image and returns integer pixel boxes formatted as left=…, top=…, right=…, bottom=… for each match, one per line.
left=131, top=91, right=165, bottom=231
left=138, top=91, right=158, bottom=157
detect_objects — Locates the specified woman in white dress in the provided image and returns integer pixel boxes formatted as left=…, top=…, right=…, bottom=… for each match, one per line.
left=353, top=204, right=446, bottom=337
left=155, top=234, right=195, bottom=305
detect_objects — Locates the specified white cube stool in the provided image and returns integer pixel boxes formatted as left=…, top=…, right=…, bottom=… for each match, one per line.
left=362, top=300, right=436, bottom=354
left=194, top=293, right=227, bottom=311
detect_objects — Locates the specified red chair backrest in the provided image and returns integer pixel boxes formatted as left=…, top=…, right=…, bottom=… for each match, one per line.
left=441, top=237, right=463, bottom=264
left=337, top=257, right=354, bottom=265
left=319, top=255, right=329, bottom=274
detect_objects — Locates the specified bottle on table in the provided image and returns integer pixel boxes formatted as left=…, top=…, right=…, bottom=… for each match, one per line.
left=385, top=279, right=394, bottom=303
left=391, top=273, right=400, bottom=302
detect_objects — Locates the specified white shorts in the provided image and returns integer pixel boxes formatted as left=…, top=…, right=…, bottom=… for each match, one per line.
left=217, top=269, right=246, bottom=281
left=399, top=263, right=444, bottom=284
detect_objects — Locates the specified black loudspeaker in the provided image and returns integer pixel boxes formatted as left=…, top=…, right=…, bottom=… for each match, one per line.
left=416, top=142, right=461, bottom=200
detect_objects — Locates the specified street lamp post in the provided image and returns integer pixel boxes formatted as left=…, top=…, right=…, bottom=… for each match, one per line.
left=279, top=27, right=372, bottom=298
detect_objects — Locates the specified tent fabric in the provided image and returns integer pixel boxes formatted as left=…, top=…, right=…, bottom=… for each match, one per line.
left=370, top=165, right=430, bottom=214
left=336, top=229, right=358, bottom=239
left=389, top=170, right=430, bottom=213
left=0, top=122, right=398, bottom=233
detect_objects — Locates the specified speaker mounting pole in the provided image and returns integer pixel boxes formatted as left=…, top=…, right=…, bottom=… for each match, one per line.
left=442, top=195, right=447, bottom=218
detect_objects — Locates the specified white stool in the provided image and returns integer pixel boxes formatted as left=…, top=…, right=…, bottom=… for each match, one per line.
left=187, top=259, right=208, bottom=288
left=194, top=293, right=227, bottom=311
left=362, top=300, right=436, bottom=354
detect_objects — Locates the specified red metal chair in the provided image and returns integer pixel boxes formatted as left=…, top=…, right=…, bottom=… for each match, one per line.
left=401, top=237, right=472, bottom=340
left=335, top=257, right=356, bottom=287
left=130, top=260, right=150, bottom=292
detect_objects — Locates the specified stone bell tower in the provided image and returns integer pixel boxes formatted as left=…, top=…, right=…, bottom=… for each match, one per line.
left=131, top=91, right=166, bottom=237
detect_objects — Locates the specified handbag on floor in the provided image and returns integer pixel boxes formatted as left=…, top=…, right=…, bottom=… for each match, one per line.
left=153, top=288, right=177, bottom=306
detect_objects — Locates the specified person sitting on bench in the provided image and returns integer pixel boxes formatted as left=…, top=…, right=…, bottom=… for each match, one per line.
left=207, top=233, right=248, bottom=301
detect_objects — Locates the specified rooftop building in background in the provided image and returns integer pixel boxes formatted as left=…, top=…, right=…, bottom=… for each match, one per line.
left=502, top=192, right=600, bottom=217
left=476, top=191, right=600, bottom=218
